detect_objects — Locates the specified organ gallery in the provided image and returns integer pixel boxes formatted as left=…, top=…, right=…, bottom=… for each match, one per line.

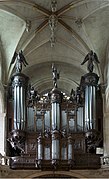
left=7, top=51, right=103, bottom=170
left=0, top=0, right=109, bottom=178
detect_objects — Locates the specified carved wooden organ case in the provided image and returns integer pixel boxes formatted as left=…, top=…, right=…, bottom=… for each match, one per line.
left=7, top=54, right=103, bottom=170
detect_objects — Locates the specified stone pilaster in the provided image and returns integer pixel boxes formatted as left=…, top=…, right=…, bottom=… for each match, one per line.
left=0, top=113, right=6, bottom=155
left=103, top=85, right=109, bottom=156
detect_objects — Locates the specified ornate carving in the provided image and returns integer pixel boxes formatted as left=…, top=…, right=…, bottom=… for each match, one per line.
left=50, top=64, right=63, bottom=103
left=80, top=72, right=99, bottom=87
left=50, top=88, right=62, bottom=103
left=51, top=0, right=57, bottom=12
left=44, top=128, right=51, bottom=138
left=37, top=133, right=43, bottom=144
left=27, top=85, right=40, bottom=107
left=70, top=86, right=84, bottom=105
left=68, top=135, right=73, bottom=144
left=51, top=159, right=59, bottom=170
left=52, top=64, right=60, bottom=88
left=49, top=0, right=57, bottom=47
left=52, top=129, right=60, bottom=140
left=85, top=129, right=102, bottom=153
left=26, top=20, right=31, bottom=32
left=12, top=74, right=28, bottom=88
left=7, top=130, right=25, bottom=155
left=28, top=142, right=36, bottom=151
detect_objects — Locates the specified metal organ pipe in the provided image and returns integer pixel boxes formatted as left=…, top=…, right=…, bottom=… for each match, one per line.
left=17, top=85, right=20, bottom=129
left=77, top=107, right=84, bottom=131
left=52, top=130, right=60, bottom=160
left=52, top=103, right=60, bottom=130
left=92, top=86, right=96, bottom=129
left=21, top=86, right=26, bottom=130
left=20, top=86, right=23, bottom=129
left=37, top=135, right=43, bottom=160
left=50, top=87, right=62, bottom=166
left=12, top=74, right=29, bottom=131
left=85, top=86, right=89, bottom=130
left=89, top=86, right=93, bottom=128
left=14, top=85, right=17, bottom=129
left=23, top=87, right=26, bottom=129
left=84, top=85, right=96, bottom=130
left=68, top=135, right=73, bottom=160
left=8, top=51, right=29, bottom=160
left=81, top=73, right=99, bottom=131
left=52, top=103, right=56, bottom=130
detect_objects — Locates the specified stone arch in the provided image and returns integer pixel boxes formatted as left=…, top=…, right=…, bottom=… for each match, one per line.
left=25, top=170, right=88, bottom=179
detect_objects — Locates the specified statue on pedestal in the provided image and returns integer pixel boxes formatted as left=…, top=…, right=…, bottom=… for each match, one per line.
left=81, top=50, right=99, bottom=73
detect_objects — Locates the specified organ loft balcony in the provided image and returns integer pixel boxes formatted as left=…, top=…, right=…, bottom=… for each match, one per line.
left=7, top=52, right=103, bottom=170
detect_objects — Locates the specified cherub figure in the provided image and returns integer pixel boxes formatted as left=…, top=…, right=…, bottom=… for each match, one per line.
left=81, top=50, right=99, bottom=73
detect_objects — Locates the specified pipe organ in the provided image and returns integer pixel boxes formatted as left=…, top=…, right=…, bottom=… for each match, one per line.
left=7, top=51, right=103, bottom=170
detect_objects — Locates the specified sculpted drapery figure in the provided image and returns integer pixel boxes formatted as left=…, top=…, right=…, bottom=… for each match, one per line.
left=11, top=50, right=28, bottom=72
left=16, top=50, right=28, bottom=72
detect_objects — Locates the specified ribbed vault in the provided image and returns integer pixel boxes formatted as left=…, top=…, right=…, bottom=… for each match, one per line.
left=0, top=0, right=108, bottom=94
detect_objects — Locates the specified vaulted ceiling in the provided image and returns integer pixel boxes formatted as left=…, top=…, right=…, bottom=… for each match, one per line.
left=0, top=0, right=109, bottom=94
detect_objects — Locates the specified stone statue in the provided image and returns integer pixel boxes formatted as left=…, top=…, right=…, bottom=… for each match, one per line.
left=81, top=50, right=99, bottom=73
left=11, top=50, right=28, bottom=72
left=16, top=50, right=28, bottom=72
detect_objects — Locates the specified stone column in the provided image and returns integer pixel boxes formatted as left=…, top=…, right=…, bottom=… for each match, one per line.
left=0, top=113, right=6, bottom=155
left=103, top=113, right=109, bottom=156
left=103, top=87, right=109, bottom=156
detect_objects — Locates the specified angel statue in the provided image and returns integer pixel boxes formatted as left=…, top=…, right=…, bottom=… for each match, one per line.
left=11, top=50, right=28, bottom=72
left=81, top=50, right=100, bottom=73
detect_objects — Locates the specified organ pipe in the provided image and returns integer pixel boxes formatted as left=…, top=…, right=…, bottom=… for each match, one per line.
left=37, top=134, right=43, bottom=160
left=50, top=87, right=62, bottom=165
left=12, top=74, right=29, bottom=131
left=50, top=64, right=63, bottom=167
left=85, top=85, right=96, bottom=130
left=52, top=130, right=60, bottom=160
left=81, top=73, right=99, bottom=131
left=68, top=135, right=73, bottom=160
